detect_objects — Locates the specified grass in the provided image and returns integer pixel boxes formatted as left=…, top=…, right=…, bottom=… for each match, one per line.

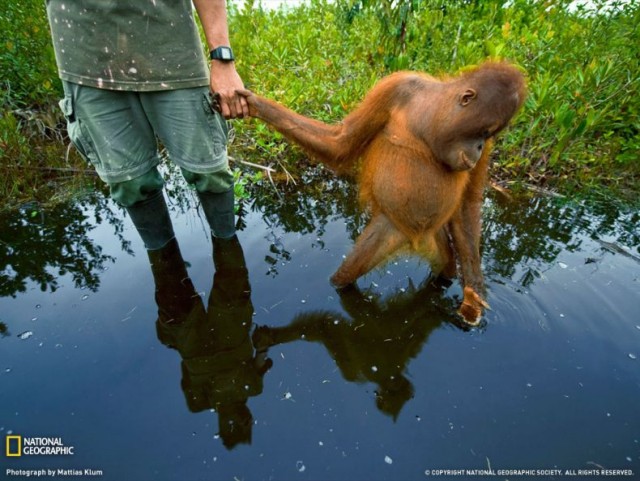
left=1, top=0, right=638, bottom=211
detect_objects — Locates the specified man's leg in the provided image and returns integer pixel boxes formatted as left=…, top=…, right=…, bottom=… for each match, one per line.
left=59, top=81, right=174, bottom=249
left=111, top=169, right=175, bottom=250
left=141, top=87, right=236, bottom=239
left=182, top=168, right=236, bottom=239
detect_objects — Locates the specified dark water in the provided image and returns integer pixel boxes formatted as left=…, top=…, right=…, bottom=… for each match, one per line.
left=1, top=173, right=639, bottom=481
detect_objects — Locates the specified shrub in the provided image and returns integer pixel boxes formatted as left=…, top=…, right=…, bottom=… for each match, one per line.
left=0, top=0, right=61, bottom=108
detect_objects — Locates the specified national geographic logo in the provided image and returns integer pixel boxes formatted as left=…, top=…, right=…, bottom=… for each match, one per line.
left=5, top=435, right=75, bottom=457
left=5, top=436, right=21, bottom=457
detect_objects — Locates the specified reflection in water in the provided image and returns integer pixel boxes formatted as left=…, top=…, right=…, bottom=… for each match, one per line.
left=252, top=170, right=639, bottom=285
left=254, top=280, right=462, bottom=420
left=255, top=172, right=366, bottom=240
left=482, top=193, right=640, bottom=287
left=0, top=195, right=127, bottom=298
left=1, top=177, right=639, bottom=480
left=1, top=168, right=635, bottom=305
left=150, top=236, right=271, bottom=450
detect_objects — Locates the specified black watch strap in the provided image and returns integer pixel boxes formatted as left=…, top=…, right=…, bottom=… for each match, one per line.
left=209, top=46, right=235, bottom=62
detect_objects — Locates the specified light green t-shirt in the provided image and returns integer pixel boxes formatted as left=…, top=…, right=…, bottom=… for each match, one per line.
left=46, top=0, right=209, bottom=91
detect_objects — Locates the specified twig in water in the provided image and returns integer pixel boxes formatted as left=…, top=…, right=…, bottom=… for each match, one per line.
left=229, top=156, right=276, bottom=174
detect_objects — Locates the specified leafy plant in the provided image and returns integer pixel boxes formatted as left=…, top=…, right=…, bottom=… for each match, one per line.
left=0, top=0, right=60, bottom=107
left=1, top=0, right=638, bottom=208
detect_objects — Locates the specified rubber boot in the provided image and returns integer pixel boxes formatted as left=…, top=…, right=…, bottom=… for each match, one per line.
left=210, top=235, right=251, bottom=314
left=213, top=234, right=246, bottom=273
left=125, top=190, right=175, bottom=250
left=148, top=238, right=203, bottom=330
left=197, top=189, right=235, bottom=239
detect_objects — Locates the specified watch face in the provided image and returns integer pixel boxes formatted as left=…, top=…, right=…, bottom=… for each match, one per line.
left=212, top=47, right=234, bottom=61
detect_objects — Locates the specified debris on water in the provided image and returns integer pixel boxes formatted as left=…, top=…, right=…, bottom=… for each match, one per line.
left=296, top=460, right=306, bottom=472
left=628, top=353, right=637, bottom=360
left=371, top=365, right=378, bottom=372
left=5, top=368, right=11, bottom=373
left=283, top=392, right=293, bottom=401
left=384, top=455, right=393, bottom=465
left=558, top=262, right=568, bottom=269
left=81, top=295, right=89, bottom=301
left=318, top=441, right=324, bottom=446
left=31, top=317, right=38, bottom=321
left=17, top=331, right=33, bottom=340
left=35, top=304, right=41, bottom=309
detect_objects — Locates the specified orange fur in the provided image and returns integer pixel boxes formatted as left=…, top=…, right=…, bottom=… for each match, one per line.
left=239, top=61, right=526, bottom=324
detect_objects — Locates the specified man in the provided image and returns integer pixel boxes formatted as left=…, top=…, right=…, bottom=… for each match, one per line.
left=152, top=232, right=271, bottom=449
left=45, top=0, right=249, bottom=249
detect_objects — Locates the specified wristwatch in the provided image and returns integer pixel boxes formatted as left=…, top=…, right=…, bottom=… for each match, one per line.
left=209, top=46, right=235, bottom=62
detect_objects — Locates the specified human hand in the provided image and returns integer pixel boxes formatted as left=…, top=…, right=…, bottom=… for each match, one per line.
left=209, top=62, right=249, bottom=119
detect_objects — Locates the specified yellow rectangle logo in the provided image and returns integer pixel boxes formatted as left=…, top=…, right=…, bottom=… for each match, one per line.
left=6, top=435, right=22, bottom=457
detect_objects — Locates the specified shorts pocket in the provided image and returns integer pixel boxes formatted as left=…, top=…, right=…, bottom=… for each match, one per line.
left=202, top=93, right=229, bottom=156
left=59, top=95, right=100, bottom=167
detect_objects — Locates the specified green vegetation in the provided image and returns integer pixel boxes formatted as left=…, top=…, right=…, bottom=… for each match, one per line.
left=1, top=0, right=638, bottom=210
left=1, top=0, right=96, bottom=207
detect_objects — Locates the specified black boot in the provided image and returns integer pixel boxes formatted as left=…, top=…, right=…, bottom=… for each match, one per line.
left=125, top=190, right=175, bottom=250
left=210, top=235, right=251, bottom=310
left=197, top=189, right=235, bottom=239
left=209, top=235, right=252, bottom=336
left=148, top=238, right=203, bottom=331
left=213, top=234, right=246, bottom=272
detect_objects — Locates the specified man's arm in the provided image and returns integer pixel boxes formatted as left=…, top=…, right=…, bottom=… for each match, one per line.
left=193, top=0, right=249, bottom=119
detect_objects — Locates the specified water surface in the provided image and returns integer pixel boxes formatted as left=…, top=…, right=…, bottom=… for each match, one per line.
left=1, top=175, right=639, bottom=480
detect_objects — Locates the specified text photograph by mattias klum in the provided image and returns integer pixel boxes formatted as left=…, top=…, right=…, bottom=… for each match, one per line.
left=4, top=435, right=104, bottom=478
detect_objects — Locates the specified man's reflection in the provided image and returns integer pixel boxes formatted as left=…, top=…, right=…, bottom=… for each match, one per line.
left=149, top=235, right=271, bottom=449
left=253, top=281, right=459, bottom=420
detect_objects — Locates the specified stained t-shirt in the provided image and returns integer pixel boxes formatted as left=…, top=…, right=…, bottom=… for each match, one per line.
left=45, top=0, right=209, bottom=91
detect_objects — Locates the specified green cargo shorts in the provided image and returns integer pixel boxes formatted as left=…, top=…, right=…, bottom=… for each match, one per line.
left=59, top=81, right=230, bottom=185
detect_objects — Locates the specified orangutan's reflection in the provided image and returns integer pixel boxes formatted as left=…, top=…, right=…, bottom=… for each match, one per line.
left=253, top=281, right=459, bottom=420
left=149, top=236, right=271, bottom=450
